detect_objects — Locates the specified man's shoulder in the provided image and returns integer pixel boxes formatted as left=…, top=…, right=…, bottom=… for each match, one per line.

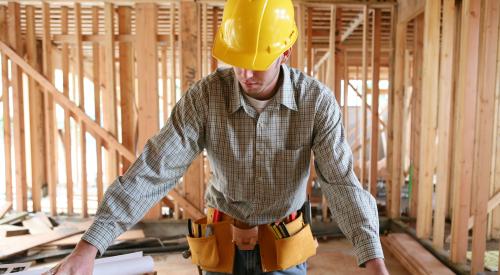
left=286, top=66, right=334, bottom=103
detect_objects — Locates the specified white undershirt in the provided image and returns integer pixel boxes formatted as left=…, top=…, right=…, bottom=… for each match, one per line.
left=243, top=94, right=272, bottom=114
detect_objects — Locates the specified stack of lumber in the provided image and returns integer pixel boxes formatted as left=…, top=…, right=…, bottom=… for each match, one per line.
left=381, top=233, right=454, bottom=275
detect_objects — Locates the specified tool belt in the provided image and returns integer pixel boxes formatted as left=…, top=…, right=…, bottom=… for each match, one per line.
left=185, top=207, right=318, bottom=273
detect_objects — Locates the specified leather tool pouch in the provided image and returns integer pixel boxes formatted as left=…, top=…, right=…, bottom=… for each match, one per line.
left=186, top=217, right=235, bottom=273
left=258, top=214, right=318, bottom=272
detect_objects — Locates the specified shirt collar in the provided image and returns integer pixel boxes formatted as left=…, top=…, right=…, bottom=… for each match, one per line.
left=227, top=64, right=298, bottom=114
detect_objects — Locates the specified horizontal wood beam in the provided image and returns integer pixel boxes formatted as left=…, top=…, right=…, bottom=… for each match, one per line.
left=52, top=34, right=173, bottom=44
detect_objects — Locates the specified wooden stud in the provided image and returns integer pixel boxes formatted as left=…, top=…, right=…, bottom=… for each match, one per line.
left=409, top=14, right=424, bottom=219
left=450, top=0, right=481, bottom=264
left=470, top=0, right=499, bottom=272
left=343, top=51, right=349, bottom=129
left=60, top=6, right=73, bottom=215
left=307, top=7, right=313, bottom=76
left=416, top=0, right=441, bottom=240
left=360, top=6, right=368, bottom=187
left=491, top=0, right=500, bottom=241
left=334, top=8, right=342, bottom=104
left=369, top=9, right=381, bottom=197
left=211, top=6, right=219, bottom=71
left=385, top=5, right=396, bottom=217
left=103, top=3, right=119, bottom=189
left=136, top=3, right=161, bottom=220
left=42, top=2, right=57, bottom=216
left=433, top=0, right=457, bottom=249
left=8, top=2, right=27, bottom=212
left=0, top=7, right=10, bottom=203
left=74, top=3, right=88, bottom=218
left=26, top=6, right=45, bottom=212
left=296, top=4, right=305, bottom=71
left=389, top=21, right=406, bottom=219
left=169, top=3, right=176, bottom=116
left=180, top=1, right=204, bottom=218
left=161, top=45, right=168, bottom=123
left=326, top=5, right=336, bottom=92
left=118, top=6, right=136, bottom=173
left=92, top=6, right=103, bottom=203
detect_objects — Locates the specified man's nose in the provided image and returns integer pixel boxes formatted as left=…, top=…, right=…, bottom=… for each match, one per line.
left=241, top=69, right=254, bottom=79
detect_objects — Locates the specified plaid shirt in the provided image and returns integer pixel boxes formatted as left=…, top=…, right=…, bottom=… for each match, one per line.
left=82, top=64, right=383, bottom=265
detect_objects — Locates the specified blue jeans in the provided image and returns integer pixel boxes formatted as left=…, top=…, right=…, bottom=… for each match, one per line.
left=205, top=245, right=307, bottom=275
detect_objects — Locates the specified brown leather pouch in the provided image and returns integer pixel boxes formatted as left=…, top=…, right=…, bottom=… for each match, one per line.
left=186, top=217, right=235, bottom=273
left=259, top=222, right=317, bottom=272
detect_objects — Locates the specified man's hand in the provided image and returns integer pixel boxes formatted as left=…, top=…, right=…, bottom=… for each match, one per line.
left=365, top=258, right=389, bottom=275
left=42, top=240, right=98, bottom=275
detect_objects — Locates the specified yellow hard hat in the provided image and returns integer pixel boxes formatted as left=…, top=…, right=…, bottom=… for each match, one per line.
left=212, top=0, right=298, bottom=71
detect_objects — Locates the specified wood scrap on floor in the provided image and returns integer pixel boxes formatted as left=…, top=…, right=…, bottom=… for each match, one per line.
left=0, top=226, right=83, bottom=260
left=0, top=224, right=30, bottom=237
left=381, top=233, right=454, bottom=275
left=0, top=212, right=28, bottom=225
left=43, top=229, right=145, bottom=247
left=22, top=212, right=54, bottom=234
left=0, top=201, right=12, bottom=218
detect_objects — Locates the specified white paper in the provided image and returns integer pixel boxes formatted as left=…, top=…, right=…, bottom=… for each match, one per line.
left=13, top=252, right=154, bottom=275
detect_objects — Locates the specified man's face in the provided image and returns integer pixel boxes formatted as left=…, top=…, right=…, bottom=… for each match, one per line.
left=233, top=50, right=290, bottom=100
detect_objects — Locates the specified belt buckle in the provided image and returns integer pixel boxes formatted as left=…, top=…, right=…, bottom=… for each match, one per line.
left=231, top=224, right=258, bottom=250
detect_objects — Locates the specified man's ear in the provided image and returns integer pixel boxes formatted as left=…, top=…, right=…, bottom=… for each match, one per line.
left=281, top=49, right=292, bottom=64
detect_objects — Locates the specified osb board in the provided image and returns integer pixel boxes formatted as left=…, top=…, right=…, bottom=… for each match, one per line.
left=0, top=224, right=29, bottom=237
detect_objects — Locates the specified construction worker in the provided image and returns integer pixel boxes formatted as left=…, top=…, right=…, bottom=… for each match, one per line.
left=45, top=0, right=388, bottom=274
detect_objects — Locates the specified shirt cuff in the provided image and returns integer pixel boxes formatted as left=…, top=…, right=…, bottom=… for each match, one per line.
left=81, top=221, right=121, bottom=256
left=354, top=237, right=385, bottom=267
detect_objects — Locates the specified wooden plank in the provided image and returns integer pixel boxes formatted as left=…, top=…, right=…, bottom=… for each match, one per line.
left=161, top=46, right=168, bottom=123
left=450, top=0, right=482, bottom=264
left=416, top=0, right=441, bottom=240
left=92, top=6, right=103, bottom=204
left=341, top=11, right=364, bottom=43
left=103, top=2, right=119, bottom=188
left=381, top=233, right=455, bottom=275
left=118, top=6, right=136, bottom=173
left=180, top=1, right=204, bottom=219
left=0, top=227, right=82, bottom=260
left=136, top=3, right=161, bottom=220
left=360, top=6, right=368, bottom=187
left=0, top=201, right=12, bottom=219
left=491, top=0, right=500, bottom=240
left=61, top=6, right=73, bottom=216
left=42, top=2, right=57, bottom=216
left=470, top=0, right=500, bottom=272
left=8, top=2, right=27, bottom=212
left=409, top=14, right=424, bottom=219
left=26, top=5, right=45, bottom=213
left=334, top=8, right=342, bottom=106
left=1, top=5, right=12, bottom=204
left=433, top=0, right=457, bottom=249
left=368, top=9, right=381, bottom=197
left=74, top=2, right=88, bottom=218
left=389, top=21, right=406, bottom=219
left=43, top=229, right=145, bottom=247
left=22, top=213, right=53, bottom=235
left=326, top=5, right=336, bottom=92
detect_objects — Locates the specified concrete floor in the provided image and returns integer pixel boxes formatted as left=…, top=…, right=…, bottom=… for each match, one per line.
left=152, top=237, right=408, bottom=275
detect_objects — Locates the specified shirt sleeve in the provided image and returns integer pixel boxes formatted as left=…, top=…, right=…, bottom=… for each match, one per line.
left=81, top=83, right=207, bottom=256
left=311, top=88, right=384, bottom=266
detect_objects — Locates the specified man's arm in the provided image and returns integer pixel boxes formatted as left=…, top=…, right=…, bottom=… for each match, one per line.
left=46, top=82, right=208, bottom=275
left=311, top=88, right=386, bottom=270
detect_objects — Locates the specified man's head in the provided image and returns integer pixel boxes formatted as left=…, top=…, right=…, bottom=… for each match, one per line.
left=233, top=49, right=291, bottom=100
left=212, top=0, right=297, bottom=71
